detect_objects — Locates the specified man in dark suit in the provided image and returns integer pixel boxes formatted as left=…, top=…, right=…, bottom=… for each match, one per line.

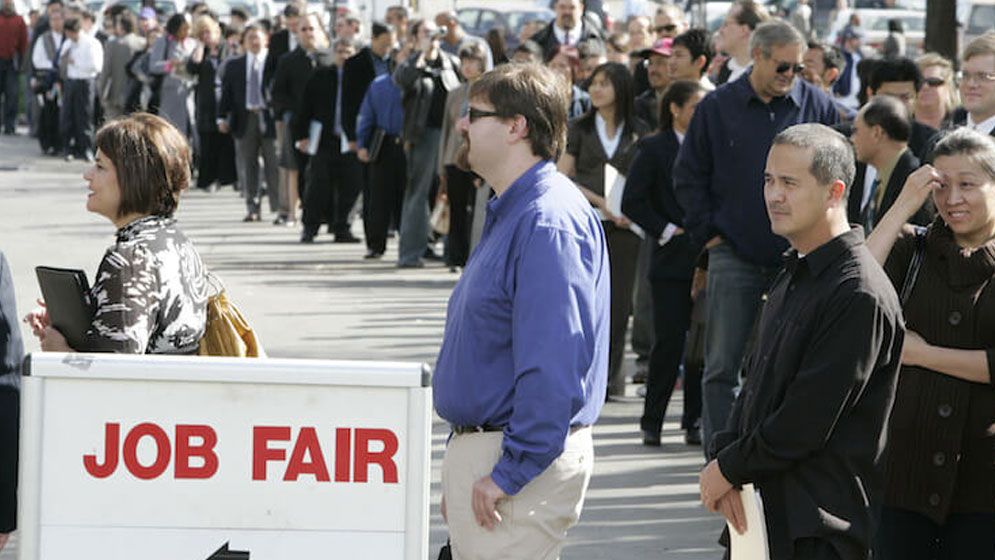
left=271, top=15, right=332, bottom=224
left=263, top=3, right=301, bottom=87
left=530, top=0, right=602, bottom=62
left=218, top=24, right=281, bottom=222
left=292, top=38, right=362, bottom=243
left=0, top=251, right=22, bottom=552
left=341, top=21, right=395, bottom=151
left=849, top=96, right=933, bottom=231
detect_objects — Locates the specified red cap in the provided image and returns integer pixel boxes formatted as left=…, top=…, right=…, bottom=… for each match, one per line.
left=640, top=38, right=673, bottom=58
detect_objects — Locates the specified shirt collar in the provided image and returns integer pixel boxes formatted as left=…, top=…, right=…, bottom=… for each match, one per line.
left=737, top=68, right=805, bottom=108
left=487, top=160, right=555, bottom=219
left=967, top=113, right=995, bottom=136
left=783, top=226, right=865, bottom=277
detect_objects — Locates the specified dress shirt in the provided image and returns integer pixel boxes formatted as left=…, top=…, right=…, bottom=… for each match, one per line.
left=356, top=74, right=404, bottom=148
left=245, top=50, right=266, bottom=109
left=434, top=160, right=610, bottom=496
left=31, top=31, right=63, bottom=70
left=673, top=70, right=839, bottom=267
left=712, top=227, right=904, bottom=560
left=553, top=24, right=579, bottom=47
left=967, top=112, right=995, bottom=136
left=372, top=51, right=389, bottom=77
left=594, top=113, right=622, bottom=158
left=60, top=32, right=103, bottom=79
left=725, top=57, right=750, bottom=84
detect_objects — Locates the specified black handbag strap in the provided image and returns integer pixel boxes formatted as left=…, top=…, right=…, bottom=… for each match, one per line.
left=899, top=225, right=928, bottom=306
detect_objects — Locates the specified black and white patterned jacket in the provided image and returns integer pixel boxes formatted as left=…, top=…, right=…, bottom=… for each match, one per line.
left=82, top=215, right=208, bottom=354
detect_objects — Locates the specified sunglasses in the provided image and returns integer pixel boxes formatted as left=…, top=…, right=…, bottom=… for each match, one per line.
left=775, top=61, right=804, bottom=75
left=923, top=77, right=945, bottom=87
left=468, top=107, right=502, bottom=123
left=655, top=24, right=677, bottom=34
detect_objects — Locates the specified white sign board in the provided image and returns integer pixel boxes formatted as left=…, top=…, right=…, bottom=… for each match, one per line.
left=18, top=353, right=433, bottom=560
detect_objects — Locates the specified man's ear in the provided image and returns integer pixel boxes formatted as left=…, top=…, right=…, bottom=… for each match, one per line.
left=829, top=179, right=847, bottom=203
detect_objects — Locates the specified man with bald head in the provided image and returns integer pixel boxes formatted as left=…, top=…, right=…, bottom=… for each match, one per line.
left=435, top=11, right=492, bottom=71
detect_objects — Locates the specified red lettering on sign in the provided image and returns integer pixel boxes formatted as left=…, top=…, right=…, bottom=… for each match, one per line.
left=354, top=428, right=399, bottom=484
left=252, top=426, right=290, bottom=481
left=335, top=427, right=351, bottom=482
left=174, top=425, right=219, bottom=479
left=83, top=422, right=120, bottom=478
left=122, top=422, right=171, bottom=480
left=284, top=427, right=331, bottom=482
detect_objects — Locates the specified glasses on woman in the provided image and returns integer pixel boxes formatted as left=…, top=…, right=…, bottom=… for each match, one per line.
left=923, top=77, right=946, bottom=88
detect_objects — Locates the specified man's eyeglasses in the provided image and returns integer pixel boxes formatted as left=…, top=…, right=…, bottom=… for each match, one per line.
left=923, top=76, right=945, bottom=88
left=299, top=26, right=314, bottom=32
left=774, top=61, right=805, bottom=75
left=468, top=107, right=502, bottom=123
left=655, top=24, right=677, bottom=34
left=961, top=71, right=995, bottom=85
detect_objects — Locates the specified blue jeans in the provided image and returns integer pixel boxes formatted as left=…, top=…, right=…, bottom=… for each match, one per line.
left=398, top=127, right=441, bottom=266
left=0, top=59, right=17, bottom=133
left=701, top=243, right=778, bottom=450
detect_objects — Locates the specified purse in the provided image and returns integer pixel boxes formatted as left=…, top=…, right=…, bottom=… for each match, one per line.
left=198, top=274, right=266, bottom=358
left=430, top=197, right=451, bottom=236
left=899, top=225, right=928, bottom=307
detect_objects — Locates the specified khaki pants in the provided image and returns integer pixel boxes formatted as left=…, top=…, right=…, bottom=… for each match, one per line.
left=442, top=427, right=594, bottom=560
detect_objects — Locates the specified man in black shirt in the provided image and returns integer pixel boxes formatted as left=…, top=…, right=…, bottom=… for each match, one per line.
left=699, top=123, right=905, bottom=560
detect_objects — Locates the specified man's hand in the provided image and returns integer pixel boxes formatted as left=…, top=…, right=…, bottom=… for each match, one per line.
left=691, top=267, right=707, bottom=301
left=705, top=236, right=723, bottom=250
left=901, top=330, right=930, bottom=367
left=217, top=121, right=230, bottom=134
left=716, top=490, right=748, bottom=535
left=471, top=475, right=507, bottom=530
left=347, top=141, right=357, bottom=152
left=357, top=148, right=370, bottom=162
left=699, top=459, right=734, bottom=511
left=295, top=138, right=310, bottom=153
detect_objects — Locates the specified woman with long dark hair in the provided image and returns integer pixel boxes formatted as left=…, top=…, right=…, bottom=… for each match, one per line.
left=621, top=80, right=706, bottom=445
left=559, top=61, right=648, bottom=399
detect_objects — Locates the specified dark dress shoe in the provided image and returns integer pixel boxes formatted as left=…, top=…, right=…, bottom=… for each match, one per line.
left=397, top=260, right=424, bottom=269
left=642, top=430, right=662, bottom=447
left=242, top=213, right=260, bottom=222
left=685, top=428, right=702, bottom=446
left=423, top=248, right=443, bottom=261
left=334, top=232, right=362, bottom=243
left=300, top=231, right=316, bottom=243
left=273, top=215, right=288, bottom=225
left=364, top=250, right=383, bottom=259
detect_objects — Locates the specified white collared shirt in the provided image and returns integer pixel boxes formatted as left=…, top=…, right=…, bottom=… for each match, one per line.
left=726, top=56, right=751, bottom=84
left=245, top=49, right=268, bottom=109
left=60, top=32, right=103, bottom=79
left=595, top=113, right=623, bottom=159
left=553, top=24, right=580, bottom=46
left=968, top=113, right=995, bottom=136
left=32, top=31, right=64, bottom=70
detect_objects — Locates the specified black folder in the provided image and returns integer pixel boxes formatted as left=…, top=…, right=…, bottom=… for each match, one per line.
left=35, top=266, right=93, bottom=350
left=367, top=128, right=387, bottom=163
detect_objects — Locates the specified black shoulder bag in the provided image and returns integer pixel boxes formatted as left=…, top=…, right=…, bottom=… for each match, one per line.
left=899, top=226, right=929, bottom=306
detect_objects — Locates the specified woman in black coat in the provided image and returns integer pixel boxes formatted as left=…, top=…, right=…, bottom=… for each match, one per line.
left=621, top=80, right=706, bottom=446
left=187, top=16, right=237, bottom=189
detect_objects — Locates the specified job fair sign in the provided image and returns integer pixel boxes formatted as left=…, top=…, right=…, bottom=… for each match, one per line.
left=18, top=353, right=433, bottom=559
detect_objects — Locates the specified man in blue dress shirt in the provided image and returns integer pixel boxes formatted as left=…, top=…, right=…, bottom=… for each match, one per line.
left=433, top=63, right=610, bottom=559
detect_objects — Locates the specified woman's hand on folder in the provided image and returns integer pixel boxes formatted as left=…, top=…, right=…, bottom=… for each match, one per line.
left=23, top=299, right=51, bottom=338
left=699, top=459, right=733, bottom=510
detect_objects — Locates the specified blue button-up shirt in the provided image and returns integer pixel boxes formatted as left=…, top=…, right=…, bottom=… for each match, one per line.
left=674, top=70, right=839, bottom=267
left=356, top=74, right=404, bottom=149
left=434, top=160, right=610, bottom=496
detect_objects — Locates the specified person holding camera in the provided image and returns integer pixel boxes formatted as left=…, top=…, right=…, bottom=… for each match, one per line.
left=392, top=18, right=461, bottom=268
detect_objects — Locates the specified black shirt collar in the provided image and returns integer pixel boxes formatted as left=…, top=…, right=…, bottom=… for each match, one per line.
left=783, top=226, right=865, bottom=277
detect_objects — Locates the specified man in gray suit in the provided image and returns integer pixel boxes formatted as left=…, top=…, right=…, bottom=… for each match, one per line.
left=98, top=11, right=144, bottom=119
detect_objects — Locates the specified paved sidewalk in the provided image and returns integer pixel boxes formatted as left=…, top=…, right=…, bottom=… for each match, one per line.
left=0, top=132, right=725, bottom=559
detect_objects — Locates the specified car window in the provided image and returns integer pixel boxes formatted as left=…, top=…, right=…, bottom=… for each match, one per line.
left=113, top=0, right=179, bottom=16
left=478, top=9, right=498, bottom=31
left=967, top=5, right=995, bottom=34
left=457, top=9, right=478, bottom=31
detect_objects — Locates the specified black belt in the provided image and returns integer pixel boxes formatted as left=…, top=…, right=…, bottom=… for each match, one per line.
left=451, top=424, right=590, bottom=435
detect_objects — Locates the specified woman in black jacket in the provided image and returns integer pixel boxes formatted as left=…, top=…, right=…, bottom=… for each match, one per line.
left=187, top=15, right=236, bottom=190
left=621, top=80, right=706, bottom=445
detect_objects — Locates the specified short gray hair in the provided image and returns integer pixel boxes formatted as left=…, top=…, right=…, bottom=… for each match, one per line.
left=750, top=20, right=804, bottom=59
left=931, top=127, right=995, bottom=183
left=772, top=124, right=855, bottom=194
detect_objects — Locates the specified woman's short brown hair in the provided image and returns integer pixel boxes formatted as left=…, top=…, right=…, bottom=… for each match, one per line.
left=469, top=64, right=570, bottom=161
left=95, top=113, right=191, bottom=218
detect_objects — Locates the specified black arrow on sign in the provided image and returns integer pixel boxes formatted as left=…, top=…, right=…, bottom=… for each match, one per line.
left=207, top=542, right=250, bottom=560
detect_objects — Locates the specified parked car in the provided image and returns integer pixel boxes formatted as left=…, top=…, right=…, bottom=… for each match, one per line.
left=826, top=9, right=925, bottom=56
left=456, top=1, right=554, bottom=52
left=964, top=0, right=995, bottom=47
left=204, top=0, right=276, bottom=24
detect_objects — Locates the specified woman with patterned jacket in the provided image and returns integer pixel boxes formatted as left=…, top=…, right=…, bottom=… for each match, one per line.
left=26, top=113, right=208, bottom=354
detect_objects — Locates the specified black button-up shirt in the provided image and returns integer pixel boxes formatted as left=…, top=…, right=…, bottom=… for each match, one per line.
left=710, top=228, right=905, bottom=560
left=674, top=71, right=839, bottom=267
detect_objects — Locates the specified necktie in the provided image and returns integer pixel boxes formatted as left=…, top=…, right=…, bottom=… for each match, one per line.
left=564, top=29, right=571, bottom=46
left=865, top=178, right=882, bottom=232
left=248, top=55, right=261, bottom=108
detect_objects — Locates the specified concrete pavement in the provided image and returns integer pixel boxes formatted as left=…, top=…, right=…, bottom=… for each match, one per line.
left=0, top=131, right=724, bottom=559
